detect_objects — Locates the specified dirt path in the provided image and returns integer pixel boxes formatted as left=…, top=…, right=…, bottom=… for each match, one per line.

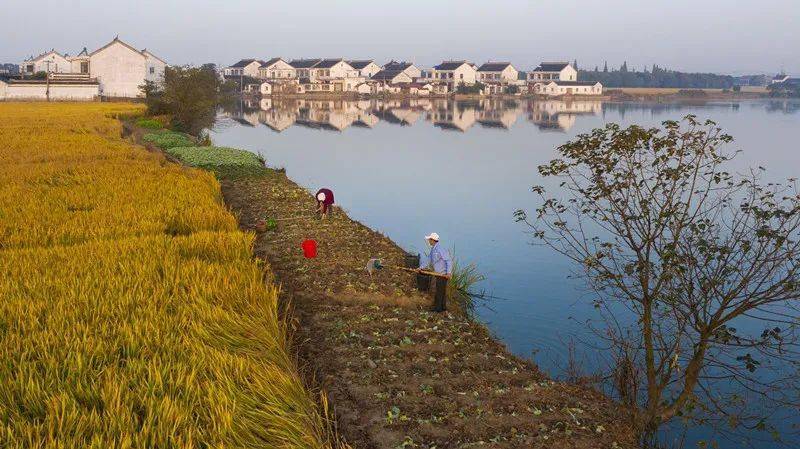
left=219, top=168, right=636, bottom=449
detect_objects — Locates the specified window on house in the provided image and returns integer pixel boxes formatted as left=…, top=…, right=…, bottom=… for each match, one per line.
left=80, top=62, right=89, bottom=74
left=149, top=67, right=155, bottom=74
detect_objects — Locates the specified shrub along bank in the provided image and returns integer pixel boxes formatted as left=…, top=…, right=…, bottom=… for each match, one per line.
left=0, top=103, right=335, bottom=448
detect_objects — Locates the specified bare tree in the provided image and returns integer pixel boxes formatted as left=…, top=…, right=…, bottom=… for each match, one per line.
left=515, top=116, right=800, bottom=447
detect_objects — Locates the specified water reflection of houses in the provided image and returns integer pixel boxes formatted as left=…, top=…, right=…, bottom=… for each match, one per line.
left=224, top=98, right=604, bottom=133
left=258, top=99, right=297, bottom=132
left=527, top=100, right=602, bottom=131
left=475, top=99, right=523, bottom=129
left=428, top=101, right=477, bottom=132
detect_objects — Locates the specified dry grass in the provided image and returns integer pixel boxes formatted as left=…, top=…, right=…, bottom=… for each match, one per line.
left=0, top=103, right=334, bottom=448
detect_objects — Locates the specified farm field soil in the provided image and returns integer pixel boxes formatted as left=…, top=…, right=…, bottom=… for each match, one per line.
left=218, top=166, right=637, bottom=449
left=0, top=103, right=334, bottom=449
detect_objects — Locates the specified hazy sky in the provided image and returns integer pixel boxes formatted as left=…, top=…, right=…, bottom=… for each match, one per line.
left=2, top=0, right=798, bottom=74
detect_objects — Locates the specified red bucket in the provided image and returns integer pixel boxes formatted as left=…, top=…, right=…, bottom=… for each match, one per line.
left=301, top=239, right=317, bottom=258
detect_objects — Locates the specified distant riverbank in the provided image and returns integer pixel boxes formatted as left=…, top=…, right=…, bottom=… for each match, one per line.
left=605, top=86, right=766, bottom=101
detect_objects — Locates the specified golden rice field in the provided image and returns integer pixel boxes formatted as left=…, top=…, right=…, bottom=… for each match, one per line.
left=0, top=103, right=334, bottom=448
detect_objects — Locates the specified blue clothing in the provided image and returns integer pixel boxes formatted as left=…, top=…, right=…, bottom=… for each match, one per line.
left=420, top=242, right=452, bottom=275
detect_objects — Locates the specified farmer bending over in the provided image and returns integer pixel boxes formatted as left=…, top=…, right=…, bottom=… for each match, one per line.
left=418, top=232, right=452, bottom=312
left=315, top=187, right=334, bottom=219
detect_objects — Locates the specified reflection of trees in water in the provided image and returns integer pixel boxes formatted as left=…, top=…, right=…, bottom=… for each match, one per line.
left=601, top=101, right=743, bottom=119
left=764, top=100, right=800, bottom=114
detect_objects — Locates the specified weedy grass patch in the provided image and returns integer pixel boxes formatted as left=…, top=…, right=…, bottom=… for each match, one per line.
left=135, top=117, right=164, bottom=129
left=142, top=129, right=195, bottom=149
left=0, top=103, right=335, bottom=448
left=165, top=145, right=267, bottom=178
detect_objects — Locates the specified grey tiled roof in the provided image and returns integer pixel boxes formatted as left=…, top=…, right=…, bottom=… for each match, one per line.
left=477, top=62, right=512, bottom=72
left=532, top=62, right=570, bottom=72
left=290, top=59, right=322, bottom=68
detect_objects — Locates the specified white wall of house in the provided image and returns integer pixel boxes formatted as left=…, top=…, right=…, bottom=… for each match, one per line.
left=533, top=81, right=602, bottom=96
left=22, top=52, right=71, bottom=74
left=69, top=57, right=91, bottom=74
left=143, top=51, right=167, bottom=83
left=314, top=61, right=358, bottom=79
left=431, top=63, right=477, bottom=86
left=401, top=65, right=422, bottom=79
left=90, top=40, right=148, bottom=98
left=0, top=81, right=99, bottom=100
left=354, top=62, right=381, bottom=78
left=225, top=61, right=261, bottom=78
left=478, top=65, right=518, bottom=83
left=528, top=65, right=577, bottom=82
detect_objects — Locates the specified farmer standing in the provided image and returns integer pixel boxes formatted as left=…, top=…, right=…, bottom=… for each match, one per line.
left=418, top=232, right=452, bottom=312
left=315, top=187, right=334, bottom=219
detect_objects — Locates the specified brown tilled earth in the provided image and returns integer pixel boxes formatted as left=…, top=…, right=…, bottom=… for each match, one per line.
left=219, top=168, right=636, bottom=449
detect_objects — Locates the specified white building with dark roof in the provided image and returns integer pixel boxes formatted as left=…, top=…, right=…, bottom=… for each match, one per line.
left=348, top=60, right=381, bottom=78
left=289, top=58, right=322, bottom=80
left=371, top=69, right=413, bottom=84
left=224, top=59, right=265, bottom=78
left=429, top=61, right=477, bottom=89
left=476, top=62, right=519, bottom=83
left=527, top=62, right=577, bottom=82
left=21, top=50, right=71, bottom=75
left=9, top=37, right=166, bottom=99
left=382, top=61, right=422, bottom=79
left=257, top=58, right=295, bottom=79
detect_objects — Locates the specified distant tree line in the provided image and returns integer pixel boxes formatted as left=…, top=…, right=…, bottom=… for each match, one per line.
left=577, top=62, right=735, bottom=89
left=767, top=81, right=800, bottom=98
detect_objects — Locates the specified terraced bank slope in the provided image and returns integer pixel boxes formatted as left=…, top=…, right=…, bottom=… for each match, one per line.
left=142, top=136, right=636, bottom=448
left=0, top=103, right=334, bottom=449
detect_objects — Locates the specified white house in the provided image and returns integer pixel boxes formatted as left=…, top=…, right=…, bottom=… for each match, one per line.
left=383, top=61, right=422, bottom=79
left=430, top=61, right=477, bottom=90
left=21, top=50, right=71, bottom=74
left=476, top=62, right=519, bottom=83
left=224, top=59, right=264, bottom=78
left=348, top=60, right=381, bottom=78
left=289, top=59, right=322, bottom=80
left=69, top=48, right=91, bottom=75
left=527, top=62, right=577, bottom=82
left=532, top=80, right=603, bottom=96
left=88, top=38, right=150, bottom=98
left=371, top=70, right=413, bottom=84
left=312, top=59, right=359, bottom=80
left=10, top=37, right=165, bottom=100
left=771, top=74, right=790, bottom=84
left=257, top=58, right=295, bottom=79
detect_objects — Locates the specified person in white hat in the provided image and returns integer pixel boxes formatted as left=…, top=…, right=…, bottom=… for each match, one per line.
left=418, top=232, right=452, bottom=311
left=419, top=233, right=452, bottom=276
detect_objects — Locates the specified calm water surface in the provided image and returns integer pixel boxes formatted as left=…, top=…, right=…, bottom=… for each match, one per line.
left=212, top=97, right=800, bottom=448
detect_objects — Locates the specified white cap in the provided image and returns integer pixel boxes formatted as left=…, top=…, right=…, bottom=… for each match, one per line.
left=425, top=232, right=440, bottom=241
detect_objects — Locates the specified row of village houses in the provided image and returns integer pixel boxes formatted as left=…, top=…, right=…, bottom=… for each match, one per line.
left=0, top=37, right=166, bottom=100
left=224, top=58, right=603, bottom=97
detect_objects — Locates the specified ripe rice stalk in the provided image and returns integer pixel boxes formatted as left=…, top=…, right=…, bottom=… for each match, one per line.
left=0, top=102, right=335, bottom=448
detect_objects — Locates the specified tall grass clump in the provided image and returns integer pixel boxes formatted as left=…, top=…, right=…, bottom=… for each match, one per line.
left=446, top=253, right=487, bottom=319
left=0, top=103, right=336, bottom=448
left=135, top=117, right=164, bottom=129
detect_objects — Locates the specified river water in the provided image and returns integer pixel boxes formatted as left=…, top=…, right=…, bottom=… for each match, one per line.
left=212, top=97, right=800, bottom=448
